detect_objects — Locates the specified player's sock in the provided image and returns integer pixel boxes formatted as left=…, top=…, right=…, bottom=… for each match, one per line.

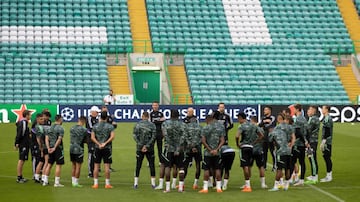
left=94, top=178, right=99, bottom=185
left=209, top=176, right=214, bottom=185
left=223, top=179, right=228, bottom=187
left=165, top=181, right=170, bottom=192
left=260, top=177, right=265, bottom=185
left=41, top=175, right=45, bottom=182
left=260, top=177, right=267, bottom=188
left=178, top=181, right=184, bottom=192
left=55, top=177, right=60, bottom=185
left=151, top=177, right=156, bottom=187
left=159, top=178, right=164, bottom=187
left=155, top=178, right=164, bottom=189
left=245, top=180, right=251, bottom=188
left=284, top=180, right=290, bottom=190
left=34, top=174, right=40, bottom=181
left=216, top=181, right=222, bottom=190
left=43, top=175, right=49, bottom=184
left=75, top=178, right=79, bottom=185
left=105, top=178, right=110, bottom=186
left=294, top=174, right=299, bottom=182
left=314, top=175, right=318, bottom=181
left=71, top=176, right=75, bottom=185
left=171, top=178, right=177, bottom=189
left=134, top=177, right=139, bottom=186
left=274, top=180, right=279, bottom=188
left=194, top=179, right=199, bottom=186
left=203, top=180, right=208, bottom=191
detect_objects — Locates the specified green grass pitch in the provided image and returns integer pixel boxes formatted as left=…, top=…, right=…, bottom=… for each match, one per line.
left=0, top=122, right=359, bottom=202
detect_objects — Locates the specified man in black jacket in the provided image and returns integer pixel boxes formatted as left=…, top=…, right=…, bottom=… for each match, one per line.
left=150, top=101, right=165, bottom=161
left=15, top=110, right=31, bottom=183
left=259, top=106, right=276, bottom=171
left=213, top=103, right=233, bottom=145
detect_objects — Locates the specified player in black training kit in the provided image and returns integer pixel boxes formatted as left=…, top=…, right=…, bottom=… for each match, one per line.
left=86, top=106, right=100, bottom=178
left=320, top=105, right=333, bottom=183
left=213, top=103, right=233, bottom=145
left=15, top=110, right=31, bottom=183
left=30, top=114, right=41, bottom=179
left=150, top=101, right=165, bottom=161
left=259, top=106, right=276, bottom=170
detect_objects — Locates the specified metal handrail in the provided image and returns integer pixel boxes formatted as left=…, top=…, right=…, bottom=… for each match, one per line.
left=127, top=53, right=140, bottom=104
left=163, top=56, right=173, bottom=104
left=131, top=39, right=152, bottom=54
left=172, top=94, right=192, bottom=104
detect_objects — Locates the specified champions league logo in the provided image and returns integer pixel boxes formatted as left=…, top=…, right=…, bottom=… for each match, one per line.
left=243, top=107, right=257, bottom=120
left=61, top=107, right=75, bottom=121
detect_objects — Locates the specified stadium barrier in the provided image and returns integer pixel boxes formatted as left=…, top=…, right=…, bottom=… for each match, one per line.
left=0, top=104, right=358, bottom=123
left=0, top=104, right=57, bottom=123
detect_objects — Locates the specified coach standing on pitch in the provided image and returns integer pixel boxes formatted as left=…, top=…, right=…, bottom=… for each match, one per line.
left=150, top=101, right=165, bottom=163
left=86, top=106, right=100, bottom=178
left=214, top=103, right=233, bottom=145
left=259, top=106, right=276, bottom=171
left=15, top=110, right=31, bottom=183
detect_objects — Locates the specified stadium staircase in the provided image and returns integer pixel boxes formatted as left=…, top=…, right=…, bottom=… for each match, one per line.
left=337, top=0, right=360, bottom=53
left=336, top=65, right=360, bottom=103
left=168, top=66, right=193, bottom=104
left=107, top=66, right=131, bottom=95
left=128, top=0, right=152, bottom=53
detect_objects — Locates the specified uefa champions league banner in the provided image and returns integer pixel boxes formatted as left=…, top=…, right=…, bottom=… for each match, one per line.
left=0, top=104, right=358, bottom=123
left=58, top=105, right=259, bottom=122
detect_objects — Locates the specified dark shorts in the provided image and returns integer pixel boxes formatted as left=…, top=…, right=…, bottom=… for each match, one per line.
left=39, top=148, right=49, bottom=163
left=323, top=144, right=332, bottom=157
left=70, top=153, right=84, bottom=163
left=18, top=144, right=29, bottom=161
left=251, top=152, right=265, bottom=168
left=94, top=148, right=112, bottom=164
left=240, top=147, right=253, bottom=167
left=31, top=144, right=41, bottom=158
left=202, top=156, right=222, bottom=170
left=48, top=147, right=65, bottom=165
left=162, top=152, right=185, bottom=168
left=276, top=155, right=291, bottom=170
left=186, top=150, right=203, bottom=164
left=221, top=152, right=235, bottom=170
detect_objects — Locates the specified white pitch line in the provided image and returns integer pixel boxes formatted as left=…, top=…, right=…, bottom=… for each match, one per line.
left=266, top=163, right=345, bottom=202
left=307, top=184, right=345, bottom=202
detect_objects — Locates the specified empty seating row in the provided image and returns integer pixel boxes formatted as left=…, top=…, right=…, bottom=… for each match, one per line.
left=185, top=47, right=350, bottom=105
left=0, top=0, right=132, bottom=51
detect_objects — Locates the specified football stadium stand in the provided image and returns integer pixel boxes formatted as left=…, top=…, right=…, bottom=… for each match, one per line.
left=0, top=0, right=359, bottom=105
left=0, top=0, right=131, bottom=104
left=147, top=0, right=354, bottom=104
